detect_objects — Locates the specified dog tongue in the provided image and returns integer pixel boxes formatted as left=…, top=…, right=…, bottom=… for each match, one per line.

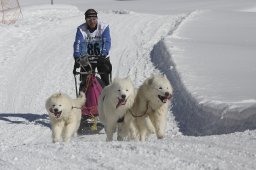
left=49, top=108, right=62, bottom=118
left=167, top=95, right=172, bottom=100
left=116, top=98, right=126, bottom=108
left=54, top=112, right=61, bottom=118
left=158, top=95, right=170, bottom=103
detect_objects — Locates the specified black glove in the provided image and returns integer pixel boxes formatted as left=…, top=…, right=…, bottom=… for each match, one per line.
left=73, top=61, right=80, bottom=75
left=74, top=57, right=80, bottom=64
left=98, top=56, right=109, bottom=63
left=98, top=56, right=112, bottom=73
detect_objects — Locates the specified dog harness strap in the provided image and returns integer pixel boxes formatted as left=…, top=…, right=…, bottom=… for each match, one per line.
left=129, top=109, right=147, bottom=117
left=72, top=106, right=81, bottom=109
left=129, top=101, right=149, bottom=117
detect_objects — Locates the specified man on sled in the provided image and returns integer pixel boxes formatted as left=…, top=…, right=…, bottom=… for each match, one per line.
left=72, top=9, right=112, bottom=135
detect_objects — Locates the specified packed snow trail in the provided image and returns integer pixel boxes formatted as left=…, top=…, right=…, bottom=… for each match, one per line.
left=1, top=130, right=256, bottom=169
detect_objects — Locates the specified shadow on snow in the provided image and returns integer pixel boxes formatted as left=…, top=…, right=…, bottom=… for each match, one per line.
left=0, top=113, right=50, bottom=128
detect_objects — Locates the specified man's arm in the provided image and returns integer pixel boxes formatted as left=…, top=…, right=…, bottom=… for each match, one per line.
left=101, top=26, right=111, bottom=57
left=73, top=28, right=84, bottom=58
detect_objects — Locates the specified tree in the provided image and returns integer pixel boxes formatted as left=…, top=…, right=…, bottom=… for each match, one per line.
left=0, top=0, right=22, bottom=24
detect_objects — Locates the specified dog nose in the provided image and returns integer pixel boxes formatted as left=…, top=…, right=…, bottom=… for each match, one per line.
left=54, top=108, right=59, bottom=112
left=121, top=94, right=126, bottom=99
left=165, top=92, right=170, bottom=96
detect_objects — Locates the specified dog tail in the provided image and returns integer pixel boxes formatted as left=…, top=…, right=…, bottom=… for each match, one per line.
left=74, top=92, right=86, bottom=107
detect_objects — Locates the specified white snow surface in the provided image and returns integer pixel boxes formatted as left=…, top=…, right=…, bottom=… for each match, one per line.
left=1, top=0, right=256, bottom=169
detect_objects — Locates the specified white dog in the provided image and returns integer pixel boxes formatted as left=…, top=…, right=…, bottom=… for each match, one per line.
left=126, top=74, right=173, bottom=141
left=45, top=92, right=85, bottom=143
left=98, top=77, right=135, bottom=141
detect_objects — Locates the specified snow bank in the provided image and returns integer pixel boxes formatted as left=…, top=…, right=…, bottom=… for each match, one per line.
left=151, top=10, right=256, bottom=136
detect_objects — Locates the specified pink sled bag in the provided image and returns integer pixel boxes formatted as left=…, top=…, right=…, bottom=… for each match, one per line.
left=81, top=75, right=103, bottom=116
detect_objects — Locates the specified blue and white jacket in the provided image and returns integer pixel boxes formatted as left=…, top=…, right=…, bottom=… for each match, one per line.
left=73, top=21, right=111, bottom=58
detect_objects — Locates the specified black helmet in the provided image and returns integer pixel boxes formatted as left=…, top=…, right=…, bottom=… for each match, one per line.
left=84, top=9, right=97, bottom=19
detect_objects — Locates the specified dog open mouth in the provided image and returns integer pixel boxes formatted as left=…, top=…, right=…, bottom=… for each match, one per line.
left=116, top=98, right=127, bottom=108
left=158, top=94, right=172, bottom=103
left=49, top=108, right=62, bottom=118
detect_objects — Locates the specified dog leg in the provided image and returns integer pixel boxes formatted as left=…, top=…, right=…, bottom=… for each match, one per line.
left=128, top=121, right=139, bottom=141
left=51, top=122, right=64, bottom=143
left=123, top=113, right=138, bottom=141
left=105, top=121, right=116, bottom=141
left=139, top=129, right=148, bottom=142
left=148, top=112, right=166, bottom=139
left=118, top=115, right=137, bottom=141
left=63, top=123, right=77, bottom=143
left=135, top=117, right=148, bottom=142
left=75, top=118, right=81, bottom=135
left=117, top=122, right=125, bottom=141
left=106, top=129, right=115, bottom=141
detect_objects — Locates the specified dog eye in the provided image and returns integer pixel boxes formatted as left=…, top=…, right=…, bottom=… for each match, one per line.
left=118, top=90, right=121, bottom=92
left=59, top=105, right=62, bottom=107
left=52, top=105, right=55, bottom=107
left=126, top=89, right=129, bottom=92
left=159, top=87, right=163, bottom=89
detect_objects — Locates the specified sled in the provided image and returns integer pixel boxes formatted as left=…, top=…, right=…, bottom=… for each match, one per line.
left=73, top=56, right=111, bottom=135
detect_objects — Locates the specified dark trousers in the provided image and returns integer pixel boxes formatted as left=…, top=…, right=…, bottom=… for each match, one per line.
left=79, top=59, right=112, bottom=91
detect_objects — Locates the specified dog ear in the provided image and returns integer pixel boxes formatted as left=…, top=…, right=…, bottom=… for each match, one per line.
left=53, top=92, right=61, bottom=98
left=56, top=92, right=62, bottom=97
left=150, top=73, right=155, bottom=78
left=113, top=77, right=119, bottom=83
left=147, top=77, right=154, bottom=86
left=161, top=73, right=167, bottom=78
left=125, top=76, right=132, bottom=82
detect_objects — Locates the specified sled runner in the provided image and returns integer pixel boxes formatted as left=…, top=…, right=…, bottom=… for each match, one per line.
left=73, top=56, right=111, bottom=135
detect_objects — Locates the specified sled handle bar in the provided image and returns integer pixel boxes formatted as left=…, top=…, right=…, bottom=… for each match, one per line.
left=75, top=71, right=107, bottom=75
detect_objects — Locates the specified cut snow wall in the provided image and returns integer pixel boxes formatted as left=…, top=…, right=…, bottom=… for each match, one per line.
left=150, top=40, right=256, bottom=136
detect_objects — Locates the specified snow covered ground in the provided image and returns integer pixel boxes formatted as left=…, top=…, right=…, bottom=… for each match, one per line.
left=1, top=0, right=256, bottom=169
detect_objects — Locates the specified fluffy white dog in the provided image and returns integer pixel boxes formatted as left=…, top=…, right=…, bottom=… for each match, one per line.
left=126, top=74, right=173, bottom=141
left=98, top=77, right=135, bottom=141
left=45, top=92, right=85, bottom=143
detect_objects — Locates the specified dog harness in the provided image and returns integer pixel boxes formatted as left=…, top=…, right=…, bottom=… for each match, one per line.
left=129, top=100, right=150, bottom=118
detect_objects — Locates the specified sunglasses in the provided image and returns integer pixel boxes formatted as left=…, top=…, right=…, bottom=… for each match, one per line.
left=86, top=17, right=97, bottom=22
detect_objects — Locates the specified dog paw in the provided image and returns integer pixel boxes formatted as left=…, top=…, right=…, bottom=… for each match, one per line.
left=106, top=137, right=113, bottom=142
left=52, top=140, right=60, bottom=144
left=63, top=138, right=71, bottom=143
left=139, top=136, right=146, bottom=142
left=157, top=134, right=164, bottom=139
left=117, top=135, right=123, bottom=141
left=52, top=137, right=61, bottom=143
